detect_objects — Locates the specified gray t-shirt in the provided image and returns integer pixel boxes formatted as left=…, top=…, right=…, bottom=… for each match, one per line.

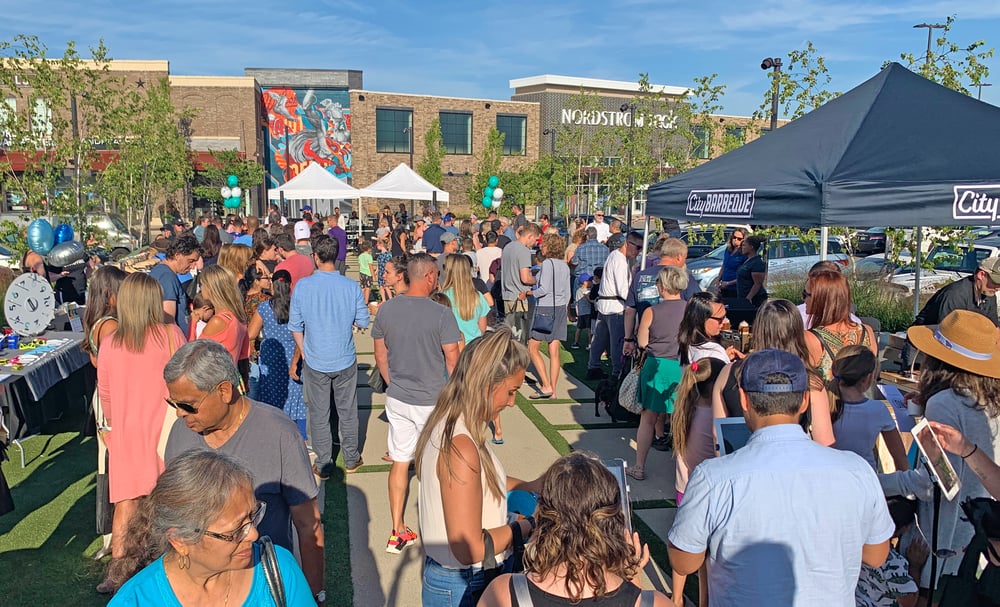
left=371, top=295, right=462, bottom=406
left=164, top=401, right=318, bottom=551
left=500, top=240, right=533, bottom=301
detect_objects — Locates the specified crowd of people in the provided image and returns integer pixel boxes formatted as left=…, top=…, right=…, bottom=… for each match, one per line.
left=5, top=199, right=999, bottom=607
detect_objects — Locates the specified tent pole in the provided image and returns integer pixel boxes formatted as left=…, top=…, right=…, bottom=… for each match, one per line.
left=641, top=213, right=649, bottom=269
left=820, top=227, right=829, bottom=260
left=913, top=227, right=923, bottom=318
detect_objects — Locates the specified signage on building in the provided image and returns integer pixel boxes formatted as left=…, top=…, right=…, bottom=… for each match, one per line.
left=686, top=189, right=755, bottom=219
left=953, top=185, right=1000, bottom=222
left=560, top=108, right=677, bottom=130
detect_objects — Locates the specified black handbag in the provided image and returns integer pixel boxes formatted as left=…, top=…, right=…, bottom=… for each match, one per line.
left=367, top=366, right=387, bottom=393
left=530, top=260, right=554, bottom=335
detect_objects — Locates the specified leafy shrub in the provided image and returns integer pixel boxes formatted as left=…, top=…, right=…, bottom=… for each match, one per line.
left=766, top=278, right=914, bottom=333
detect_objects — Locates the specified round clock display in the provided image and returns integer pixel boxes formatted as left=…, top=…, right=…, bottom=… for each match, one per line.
left=4, top=272, right=55, bottom=337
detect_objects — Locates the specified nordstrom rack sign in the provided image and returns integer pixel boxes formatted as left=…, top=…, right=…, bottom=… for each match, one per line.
left=560, top=108, right=677, bottom=130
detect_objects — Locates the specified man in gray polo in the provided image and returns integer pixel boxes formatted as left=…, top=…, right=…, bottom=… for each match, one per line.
left=500, top=222, right=540, bottom=343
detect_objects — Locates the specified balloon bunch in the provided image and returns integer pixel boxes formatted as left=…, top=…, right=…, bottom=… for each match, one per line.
left=220, top=174, right=242, bottom=209
left=481, top=175, right=503, bottom=210
left=27, top=218, right=82, bottom=266
left=27, top=218, right=74, bottom=254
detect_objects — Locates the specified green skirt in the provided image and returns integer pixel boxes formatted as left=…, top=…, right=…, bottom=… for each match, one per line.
left=637, top=355, right=682, bottom=414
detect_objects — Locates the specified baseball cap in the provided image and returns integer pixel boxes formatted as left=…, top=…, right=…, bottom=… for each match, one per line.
left=606, top=233, right=627, bottom=250
left=172, top=218, right=187, bottom=227
left=301, top=205, right=313, bottom=213
left=293, top=220, right=311, bottom=240
left=579, top=273, right=593, bottom=283
left=440, top=232, right=458, bottom=244
left=739, top=349, right=809, bottom=393
left=979, top=257, right=1000, bottom=283
left=443, top=213, right=455, bottom=223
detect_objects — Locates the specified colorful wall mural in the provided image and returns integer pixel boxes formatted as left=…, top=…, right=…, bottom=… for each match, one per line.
left=261, top=87, right=351, bottom=188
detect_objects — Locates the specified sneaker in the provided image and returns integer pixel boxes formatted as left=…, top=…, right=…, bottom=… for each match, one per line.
left=344, top=457, right=364, bottom=473
left=386, top=527, right=417, bottom=554
left=312, top=463, right=332, bottom=481
left=571, top=344, right=580, bottom=349
left=652, top=434, right=673, bottom=452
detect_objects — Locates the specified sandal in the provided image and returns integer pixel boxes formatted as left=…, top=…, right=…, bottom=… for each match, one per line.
left=627, top=466, right=645, bottom=481
left=528, top=390, right=553, bottom=400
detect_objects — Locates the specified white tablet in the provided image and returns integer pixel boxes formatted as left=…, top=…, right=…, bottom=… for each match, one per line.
left=715, top=417, right=753, bottom=455
left=603, top=458, right=633, bottom=532
left=910, top=418, right=961, bottom=501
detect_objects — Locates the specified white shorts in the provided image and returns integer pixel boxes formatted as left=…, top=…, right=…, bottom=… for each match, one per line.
left=385, top=396, right=435, bottom=462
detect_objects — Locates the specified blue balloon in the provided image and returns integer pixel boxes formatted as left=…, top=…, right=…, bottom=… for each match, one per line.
left=53, top=223, right=74, bottom=244
left=487, top=175, right=499, bottom=188
left=226, top=174, right=239, bottom=187
left=27, top=218, right=55, bottom=255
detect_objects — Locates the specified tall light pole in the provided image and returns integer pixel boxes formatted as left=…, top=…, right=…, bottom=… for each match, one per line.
left=620, top=103, right=636, bottom=230
left=403, top=125, right=414, bottom=219
left=760, top=57, right=783, bottom=132
left=911, top=22, right=945, bottom=316
left=978, top=82, right=993, bottom=100
left=542, top=128, right=556, bottom=221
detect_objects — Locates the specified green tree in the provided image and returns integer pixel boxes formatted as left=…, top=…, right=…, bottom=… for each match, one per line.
left=98, top=77, right=193, bottom=245
left=0, top=35, right=120, bottom=234
left=191, top=149, right=265, bottom=217
left=753, top=41, right=840, bottom=127
left=416, top=118, right=445, bottom=188
left=896, top=16, right=994, bottom=94
left=467, top=127, right=504, bottom=213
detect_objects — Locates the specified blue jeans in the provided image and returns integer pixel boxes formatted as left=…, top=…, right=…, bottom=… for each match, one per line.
left=422, top=556, right=513, bottom=607
left=247, top=361, right=260, bottom=400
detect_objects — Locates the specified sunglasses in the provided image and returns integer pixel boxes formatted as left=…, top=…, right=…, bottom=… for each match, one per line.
left=802, top=290, right=812, bottom=299
left=196, top=501, right=266, bottom=543
left=731, top=236, right=744, bottom=242
left=165, top=382, right=223, bottom=414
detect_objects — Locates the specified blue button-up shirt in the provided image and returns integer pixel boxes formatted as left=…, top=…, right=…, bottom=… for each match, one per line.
left=570, top=239, right=609, bottom=278
left=288, top=270, right=369, bottom=373
left=669, top=424, right=894, bottom=607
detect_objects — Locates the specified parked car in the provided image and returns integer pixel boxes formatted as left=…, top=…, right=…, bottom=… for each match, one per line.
left=0, top=212, right=138, bottom=261
left=863, top=240, right=1000, bottom=294
left=687, top=236, right=851, bottom=291
left=855, top=227, right=887, bottom=255
left=680, top=227, right=742, bottom=259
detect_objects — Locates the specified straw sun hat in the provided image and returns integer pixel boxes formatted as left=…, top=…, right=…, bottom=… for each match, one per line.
left=907, top=309, right=1000, bottom=379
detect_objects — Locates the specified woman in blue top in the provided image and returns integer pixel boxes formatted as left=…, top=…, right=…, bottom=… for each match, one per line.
left=106, top=450, right=312, bottom=605
left=717, top=228, right=747, bottom=298
left=249, top=269, right=308, bottom=439
left=442, top=254, right=490, bottom=345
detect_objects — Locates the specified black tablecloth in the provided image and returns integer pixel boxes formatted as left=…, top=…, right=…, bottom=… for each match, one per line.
left=0, top=332, right=94, bottom=440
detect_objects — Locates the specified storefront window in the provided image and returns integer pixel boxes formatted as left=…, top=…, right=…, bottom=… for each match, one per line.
left=496, top=114, right=526, bottom=156
left=376, top=108, right=412, bottom=153
left=692, top=125, right=710, bottom=160
left=440, top=111, right=472, bottom=155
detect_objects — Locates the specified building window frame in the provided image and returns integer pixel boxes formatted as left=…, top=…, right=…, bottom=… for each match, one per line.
left=439, top=110, right=472, bottom=155
left=376, top=107, right=413, bottom=153
left=496, top=114, right=527, bottom=156
left=692, top=125, right=710, bottom=160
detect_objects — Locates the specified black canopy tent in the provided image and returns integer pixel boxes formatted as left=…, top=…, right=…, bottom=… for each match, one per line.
left=646, top=63, right=1000, bottom=228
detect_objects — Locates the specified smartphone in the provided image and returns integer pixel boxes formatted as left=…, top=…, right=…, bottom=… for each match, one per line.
left=910, top=418, right=961, bottom=501
left=603, top=458, right=633, bottom=533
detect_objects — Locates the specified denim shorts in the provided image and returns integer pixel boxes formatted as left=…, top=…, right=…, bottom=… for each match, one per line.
left=422, top=555, right=513, bottom=607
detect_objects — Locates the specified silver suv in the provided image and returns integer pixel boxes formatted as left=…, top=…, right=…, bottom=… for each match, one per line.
left=688, top=236, right=850, bottom=290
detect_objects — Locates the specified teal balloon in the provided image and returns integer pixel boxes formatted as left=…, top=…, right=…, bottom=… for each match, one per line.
left=487, top=175, right=499, bottom=188
left=225, top=196, right=241, bottom=209
left=482, top=196, right=492, bottom=208
left=484, top=187, right=494, bottom=199
left=27, top=218, right=55, bottom=254
left=226, top=174, right=239, bottom=187
left=53, top=223, right=74, bottom=244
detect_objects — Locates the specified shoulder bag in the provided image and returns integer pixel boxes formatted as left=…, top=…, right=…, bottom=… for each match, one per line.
left=258, top=535, right=287, bottom=607
left=511, top=574, right=654, bottom=606
left=618, top=350, right=647, bottom=415
left=530, top=260, right=555, bottom=335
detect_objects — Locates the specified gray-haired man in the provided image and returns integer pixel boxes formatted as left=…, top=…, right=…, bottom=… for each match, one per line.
left=163, top=340, right=327, bottom=604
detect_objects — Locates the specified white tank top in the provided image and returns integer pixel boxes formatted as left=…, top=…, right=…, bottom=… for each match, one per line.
left=419, top=416, right=508, bottom=569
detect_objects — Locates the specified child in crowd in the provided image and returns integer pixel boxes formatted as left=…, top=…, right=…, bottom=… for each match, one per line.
left=670, top=357, right=726, bottom=607
left=572, top=273, right=593, bottom=349
left=357, top=240, right=374, bottom=305
left=430, top=291, right=453, bottom=310
left=855, top=497, right=928, bottom=607
left=829, top=345, right=910, bottom=472
left=188, top=293, right=214, bottom=340
left=374, top=238, right=393, bottom=301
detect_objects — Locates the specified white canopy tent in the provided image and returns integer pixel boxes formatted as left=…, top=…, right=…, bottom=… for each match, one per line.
left=267, top=163, right=361, bottom=234
left=359, top=163, right=449, bottom=223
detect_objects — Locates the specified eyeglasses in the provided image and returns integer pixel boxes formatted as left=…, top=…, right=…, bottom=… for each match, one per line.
left=802, top=290, right=812, bottom=299
left=197, top=501, right=266, bottom=543
left=165, top=382, right=223, bottom=414
left=709, top=314, right=728, bottom=323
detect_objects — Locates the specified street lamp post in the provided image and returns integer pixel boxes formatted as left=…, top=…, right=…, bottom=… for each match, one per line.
left=912, top=23, right=946, bottom=315
left=760, top=57, right=783, bottom=132
left=542, top=128, right=556, bottom=221
left=403, top=125, right=414, bottom=220
left=620, top=103, right=636, bottom=231
left=978, top=82, right=993, bottom=100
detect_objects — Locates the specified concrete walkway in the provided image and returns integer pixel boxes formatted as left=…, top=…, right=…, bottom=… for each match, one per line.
left=338, top=255, right=686, bottom=606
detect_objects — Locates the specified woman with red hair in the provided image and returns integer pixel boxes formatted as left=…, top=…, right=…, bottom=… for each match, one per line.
left=803, top=270, right=877, bottom=380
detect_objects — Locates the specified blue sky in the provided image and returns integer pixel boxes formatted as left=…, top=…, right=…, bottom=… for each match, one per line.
left=8, top=0, right=1000, bottom=113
